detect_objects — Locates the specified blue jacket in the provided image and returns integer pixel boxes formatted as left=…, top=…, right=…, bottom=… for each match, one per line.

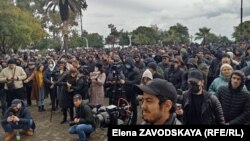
left=1, top=100, right=32, bottom=125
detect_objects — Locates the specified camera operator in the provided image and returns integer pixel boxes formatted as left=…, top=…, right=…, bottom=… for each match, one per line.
left=1, top=99, right=36, bottom=141
left=58, top=68, right=78, bottom=124
left=134, top=78, right=181, bottom=125
left=120, top=58, right=140, bottom=125
left=68, top=94, right=95, bottom=141
left=69, top=66, right=90, bottom=101
left=106, top=61, right=125, bottom=105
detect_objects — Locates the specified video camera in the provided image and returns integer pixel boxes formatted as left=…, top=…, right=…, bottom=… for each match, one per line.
left=111, top=62, right=122, bottom=73
left=79, top=65, right=90, bottom=75
left=91, top=103, right=132, bottom=128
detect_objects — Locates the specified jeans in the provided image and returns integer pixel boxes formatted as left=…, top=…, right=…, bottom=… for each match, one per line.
left=2, top=119, right=33, bottom=132
left=68, top=124, right=94, bottom=141
left=37, top=87, right=45, bottom=106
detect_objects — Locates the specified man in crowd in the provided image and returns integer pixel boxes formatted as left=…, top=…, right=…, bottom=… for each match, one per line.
left=68, top=94, right=95, bottom=141
left=134, top=78, right=181, bottom=125
left=120, top=58, right=140, bottom=125
left=178, top=69, right=225, bottom=125
left=1, top=99, right=35, bottom=141
left=0, top=59, right=27, bottom=107
left=216, top=70, right=250, bottom=125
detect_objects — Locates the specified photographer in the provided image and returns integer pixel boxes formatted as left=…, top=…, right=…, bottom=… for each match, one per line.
left=1, top=99, right=35, bottom=141
left=68, top=94, right=95, bottom=141
left=106, top=61, right=125, bottom=105
left=69, top=66, right=90, bottom=100
left=120, top=58, right=140, bottom=125
left=0, top=59, right=27, bottom=107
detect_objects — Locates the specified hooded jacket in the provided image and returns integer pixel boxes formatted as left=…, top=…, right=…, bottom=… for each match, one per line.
left=216, top=70, right=250, bottom=124
left=1, top=99, right=33, bottom=126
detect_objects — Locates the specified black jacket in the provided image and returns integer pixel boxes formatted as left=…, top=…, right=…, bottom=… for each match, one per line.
left=217, top=86, right=250, bottom=124
left=1, top=100, right=35, bottom=129
left=181, top=90, right=225, bottom=125
left=71, top=75, right=89, bottom=100
left=75, top=102, right=95, bottom=129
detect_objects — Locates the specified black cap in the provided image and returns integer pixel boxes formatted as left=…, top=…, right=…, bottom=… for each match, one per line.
left=7, top=59, right=16, bottom=65
left=188, top=69, right=203, bottom=83
left=11, top=99, right=22, bottom=108
left=147, top=62, right=157, bottom=71
left=134, top=78, right=177, bottom=103
left=73, top=94, right=82, bottom=100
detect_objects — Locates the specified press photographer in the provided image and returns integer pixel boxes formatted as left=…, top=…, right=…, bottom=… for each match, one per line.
left=106, top=61, right=125, bottom=105
left=68, top=94, right=95, bottom=141
left=120, top=58, right=140, bottom=125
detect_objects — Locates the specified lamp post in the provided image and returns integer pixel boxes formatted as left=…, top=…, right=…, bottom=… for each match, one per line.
left=240, top=0, right=243, bottom=42
left=82, top=37, right=88, bottom=49
left=128, top=34, right=132, bottom=46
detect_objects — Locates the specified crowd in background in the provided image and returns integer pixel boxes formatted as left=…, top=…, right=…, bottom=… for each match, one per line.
left=0, top=42, right=249, bottom=126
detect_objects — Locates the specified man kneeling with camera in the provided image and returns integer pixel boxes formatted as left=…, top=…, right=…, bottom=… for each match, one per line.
left=69, top=94, right=95, bottom=141
left=1, top=99, right=35, bottom=141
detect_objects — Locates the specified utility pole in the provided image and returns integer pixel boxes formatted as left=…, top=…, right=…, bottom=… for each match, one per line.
left=240, top=0, right=243, bottom=42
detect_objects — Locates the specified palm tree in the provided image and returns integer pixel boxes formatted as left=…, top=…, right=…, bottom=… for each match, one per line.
left=44, top=0, right=87, bottom=51
left=195, top=27, right=211, bottom=45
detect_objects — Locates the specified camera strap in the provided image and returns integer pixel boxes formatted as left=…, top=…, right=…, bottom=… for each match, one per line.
left=13, top=67, right=16, bottom=78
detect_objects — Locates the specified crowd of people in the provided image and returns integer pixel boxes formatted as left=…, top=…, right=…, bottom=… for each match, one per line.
left=0, top=42, right=249, bottom=141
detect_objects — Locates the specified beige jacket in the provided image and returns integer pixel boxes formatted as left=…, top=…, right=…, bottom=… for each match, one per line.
left=0, top=66, right=27, bottom=90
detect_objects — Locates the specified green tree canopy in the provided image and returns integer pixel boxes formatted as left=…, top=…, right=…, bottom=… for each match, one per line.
left=233, top=21, right=250, bottom=42
left=69, top=30, right=103, bottom=48
left=105, top=24, right=122, bottom=46
left=195, top=27, right=211, bottom=45
left=162, top=23, right=189, bottom=45
left=119, top=32, right=130, bottom=46
left=0, top=0, right=46, bottom=53
left=132, top=26, right=158, bottom=45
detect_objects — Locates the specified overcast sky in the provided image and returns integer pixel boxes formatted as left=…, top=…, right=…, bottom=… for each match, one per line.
left=80, top=0, right=250, bottom=40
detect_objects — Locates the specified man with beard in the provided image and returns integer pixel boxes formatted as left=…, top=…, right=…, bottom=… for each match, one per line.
left=1, top=99, right=35, bottom=141
left=134, top=78, right=181, bottom=125
left=178, top=69, right=225, bottom=125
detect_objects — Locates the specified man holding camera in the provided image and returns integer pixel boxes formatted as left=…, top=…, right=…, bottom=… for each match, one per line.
left=0, top=59, right=27, bottom=107
left=68, top=94, right=95, bottom=141
left=134, top=78, right=181, bottom=125
left=1, top=99, right=35, bottom=141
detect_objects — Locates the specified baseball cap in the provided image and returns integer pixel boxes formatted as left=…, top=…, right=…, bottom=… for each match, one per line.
left=188, top=69, right=203, bottom=83
left=147, top=62, right=157, bottom=71
left=11, top=99, right=22, bottom=108
left=134, top=78, right=177, bottom=103
left=73, top=94, right=82, bottom=100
